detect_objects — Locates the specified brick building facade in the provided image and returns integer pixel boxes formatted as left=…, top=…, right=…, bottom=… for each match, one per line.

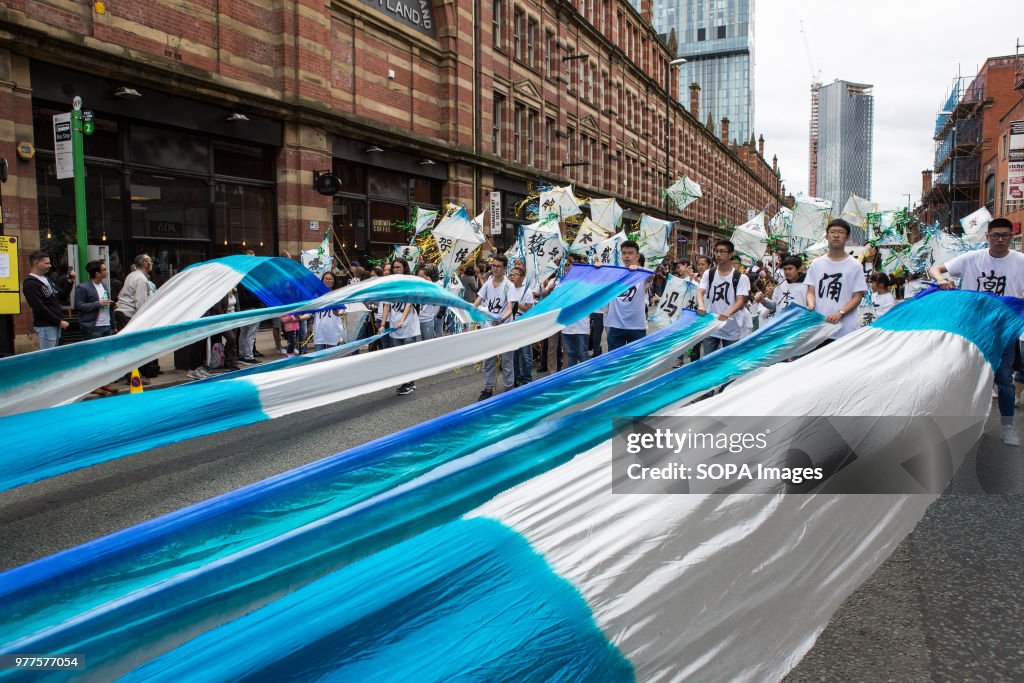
left=922, top=55, right=1024, bottom=231
left=0, top=0, right=782, bottom=348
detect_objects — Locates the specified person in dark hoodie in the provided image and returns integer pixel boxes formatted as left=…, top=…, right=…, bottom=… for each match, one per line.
left=23, top=251, right=68, bottom=350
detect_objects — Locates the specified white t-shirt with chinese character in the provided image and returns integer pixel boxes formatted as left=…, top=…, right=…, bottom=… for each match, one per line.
left=699, top=267, right=751, bottom=341
left=945, top=250, right=1024, bottom=298
left=805, top=254, right=868, bottom=339
left=478, top=276, right=515, bottom=326
left=605, top=279, right=650, bottom=331
left=771, top=280, right=809, bottom=313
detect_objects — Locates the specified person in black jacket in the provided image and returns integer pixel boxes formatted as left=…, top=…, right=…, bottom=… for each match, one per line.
left=22, top=251, right=68, bottom=350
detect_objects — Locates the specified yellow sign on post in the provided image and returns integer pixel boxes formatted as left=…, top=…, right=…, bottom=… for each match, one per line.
left=0, top=236, right=20, bottom=315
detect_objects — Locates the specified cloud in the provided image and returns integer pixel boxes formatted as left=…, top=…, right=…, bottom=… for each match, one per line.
left=754, top=1, right=1024, bottom=210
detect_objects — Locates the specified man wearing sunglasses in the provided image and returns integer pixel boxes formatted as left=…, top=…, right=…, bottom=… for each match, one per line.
left=931, top=217, right=1024, bottom=446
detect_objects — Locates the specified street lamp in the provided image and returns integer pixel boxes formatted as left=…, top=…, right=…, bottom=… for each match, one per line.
left=665, top=57, right=687, bottom=254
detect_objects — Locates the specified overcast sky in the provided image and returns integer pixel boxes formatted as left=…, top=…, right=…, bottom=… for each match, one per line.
left=754, top=1, right=1024, bottom=211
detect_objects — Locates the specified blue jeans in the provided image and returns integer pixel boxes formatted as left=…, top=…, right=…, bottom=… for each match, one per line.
left=996, top=341, right=1015, bottom=418
left=35, top=326, right=60, bottom=349
left=420, top=321, right=436, bottom=342
left=701, top=336, right=736, bottom=356
left=82, top=325, right=112, bottom=341
left=514, top=344, right=533, bottom=383
left=606, top=327, right=645, bottom=351
left=564, top=334, right=589, bottom=367
left=391, top=335, right=421, bottom=347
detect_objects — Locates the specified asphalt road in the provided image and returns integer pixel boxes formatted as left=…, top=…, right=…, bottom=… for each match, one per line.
left=786, top=405, right=1024, bottom=681
left=3, top=362, right=1024, bottom=680
left=0, top=365, right=489, bottom=571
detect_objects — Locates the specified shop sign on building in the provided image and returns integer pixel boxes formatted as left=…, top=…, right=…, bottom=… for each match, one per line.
left=489, top=192, right=502, bottom=236
left=355, top=0, right=435, bottom=38
left=1008, top=121, right=1024, bottom=202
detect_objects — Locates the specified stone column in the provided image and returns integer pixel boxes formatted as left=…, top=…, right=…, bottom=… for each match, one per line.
left=276, top=122, right=332, bottom=258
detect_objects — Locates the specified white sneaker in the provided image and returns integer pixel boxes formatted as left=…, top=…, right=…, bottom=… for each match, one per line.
left=1002, top=425, right=1021, bottom=447
left=1016, top=394, right=1023, bottom=408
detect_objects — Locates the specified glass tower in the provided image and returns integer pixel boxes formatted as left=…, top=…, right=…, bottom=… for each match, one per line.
left=815, top=79, right=874, bottom=240
left=648, top=0, right=755, bottom=144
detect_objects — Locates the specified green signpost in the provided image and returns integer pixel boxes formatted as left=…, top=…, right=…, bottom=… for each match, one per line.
left=70, top=98, right=91, bottom=278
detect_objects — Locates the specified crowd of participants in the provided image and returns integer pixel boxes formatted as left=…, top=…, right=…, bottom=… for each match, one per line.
left=19, top=217, right=1024, bottom=436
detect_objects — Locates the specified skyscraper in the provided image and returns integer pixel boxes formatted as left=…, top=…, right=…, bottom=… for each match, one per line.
left=649, top=0, right=755, bottom=143
left=812, top=79, right=874, bottom=238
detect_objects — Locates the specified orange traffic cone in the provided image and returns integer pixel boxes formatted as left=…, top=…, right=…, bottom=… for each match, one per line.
left=129, top=368, right=145, bottom=394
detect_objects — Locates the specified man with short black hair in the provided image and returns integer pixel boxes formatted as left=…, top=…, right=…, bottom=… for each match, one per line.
left=605, top=240, right=651, bottom=351
left=805, top=218, right=867, bottom=341
left=696, top=239, right=750, bottom=354
left=474, top=254, right=516, bottom=400
left=23, top=251, right=68, bottom=350
left=74, top=260, right=113, bottom=340
left=930, top=216, right=1024, bottom=446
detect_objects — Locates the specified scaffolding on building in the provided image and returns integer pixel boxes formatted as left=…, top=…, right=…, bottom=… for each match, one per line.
left=922, top=69, right=986, bottom=231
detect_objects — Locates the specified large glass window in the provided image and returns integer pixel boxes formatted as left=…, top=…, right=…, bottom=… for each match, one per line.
left=368, top=169, right=408, bottom=201
left=130, top=173, right=209, bottom=240
left=129, top=125, right=209, bottom=173
left=213, top=141, right=273, bottom=180
left=214, top=184, right=274, bottom=256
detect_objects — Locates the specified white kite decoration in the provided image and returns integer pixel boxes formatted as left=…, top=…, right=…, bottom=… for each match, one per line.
left=569, top=218, right=613, bottom=256
left=839, top=194, right=878, bottom=231
left=791, top=196, right=833, bottom=240
left=592, top=231, right=628, bottom=266
left=588, top=197, right=623, bottom=233
left=392, top=245, right=421, bottom=264
left=431, top=206, right=482, bottom=284
left=637, top=214, right=672, bottom=268
left=665, top=176, right=703, bottom=213
left=520, top=224, right=567, bottom=289
left=768, top=206, right=793, bottom=236
left=731, top=211, right=769, bottom=261
left=649, top=275, right=700, bottom=328
left=413, top=207, right=439, bottom=235
left=960, top=206, right=992, bottom=244
left=300, top=231, right=332, bottom=277
left=538, top=185, right=581, bottom=219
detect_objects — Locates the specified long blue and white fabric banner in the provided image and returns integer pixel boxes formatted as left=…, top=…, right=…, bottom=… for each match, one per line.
left=5, top=291, right=1013, bottom=681
left=0, top=305, right=825, bottom=680
left=123, top=256, right=328, bottom=331
left=109, top=291, right=1023, bottom=682
left=0, top=265, right=652, bottom=492
left=0, top=273, right=493, bottom=416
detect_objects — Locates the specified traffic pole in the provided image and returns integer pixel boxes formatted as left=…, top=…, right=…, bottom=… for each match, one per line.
left=70, top=98, right=90, bottom=278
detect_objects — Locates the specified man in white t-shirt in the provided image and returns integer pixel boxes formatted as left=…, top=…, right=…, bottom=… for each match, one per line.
left=473, top=255, right=516, bottom=400
left=605, top=240, right=651, bottom=351
left=696, top=239, right=751, bottom=355
left=805, top=219, right=867, bottom=341
left=930, top=217, right=1024, bottom=446
left=508, top=264, right=537, bottom=385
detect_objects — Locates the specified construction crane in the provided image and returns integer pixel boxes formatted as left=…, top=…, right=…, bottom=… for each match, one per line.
left=801, top=21, right=822, bottom=197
